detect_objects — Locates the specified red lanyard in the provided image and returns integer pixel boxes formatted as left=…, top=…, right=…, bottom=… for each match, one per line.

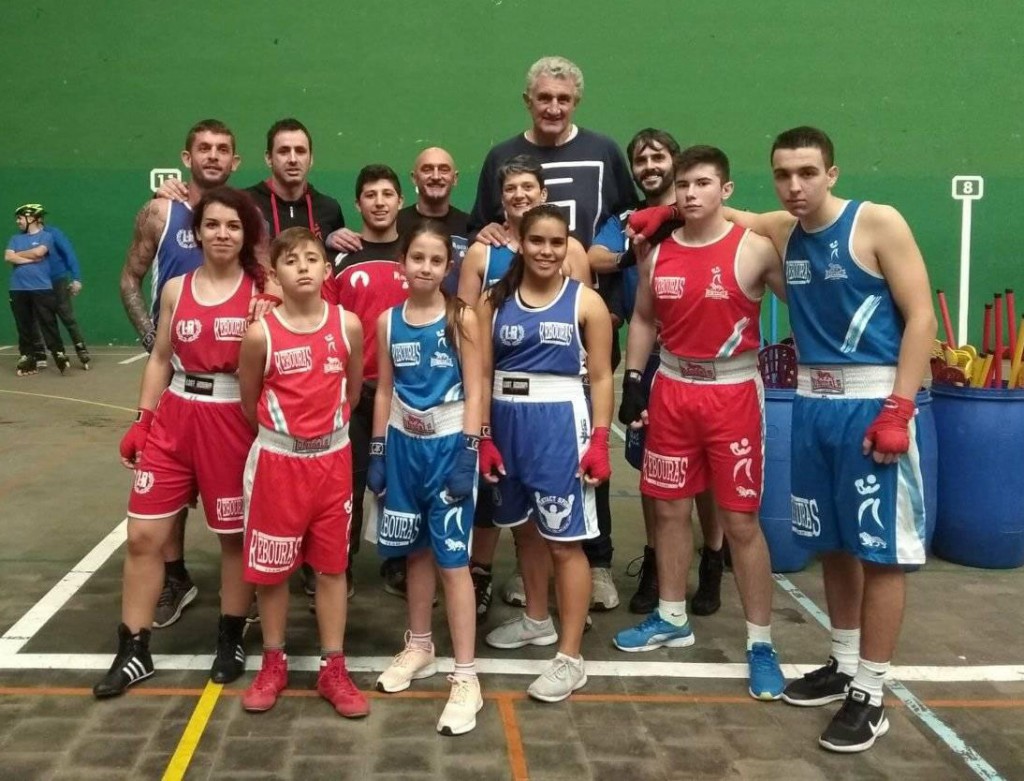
left=266, top=178, right=317, bottom=237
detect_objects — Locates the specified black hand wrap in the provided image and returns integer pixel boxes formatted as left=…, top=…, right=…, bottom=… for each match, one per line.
left=618, top=369, right=648, bottom=426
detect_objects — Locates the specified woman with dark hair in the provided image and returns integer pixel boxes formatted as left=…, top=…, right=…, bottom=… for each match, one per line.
left=477, top=204, right=614, bottom=702
left=94, top=187, right=266, bottom=698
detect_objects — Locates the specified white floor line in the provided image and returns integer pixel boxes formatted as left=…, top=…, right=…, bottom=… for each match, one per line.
left=774, top=574, right=1008, bottom=781
left=0, top=520, right=127, bottom=656
left=1, top=652, right=1022, bottom=682
left=0, top=345, right=12, bottom=352
left=118, top=352, right=149, bottom=365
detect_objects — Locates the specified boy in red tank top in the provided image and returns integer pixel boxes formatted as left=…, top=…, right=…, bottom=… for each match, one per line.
left=237, top=227, right=369, bottom=718
left=614, top=147, right=790, bottom=701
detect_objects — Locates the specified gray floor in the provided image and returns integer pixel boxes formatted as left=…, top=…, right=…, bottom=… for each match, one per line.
left=0, top=348, right=1022, bottom=780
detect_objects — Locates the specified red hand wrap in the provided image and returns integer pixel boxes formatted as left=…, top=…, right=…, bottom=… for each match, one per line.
left=579, top=426, right=612, bottom=482
left=627, top=205, right=676, bottom=238
left=478, top=436, right=505, bottom=478
left=864, top=395, right=915, bottom=455
left=254, top=293, right=283, bottom=306
left=120, top=409, right=155, bottom=463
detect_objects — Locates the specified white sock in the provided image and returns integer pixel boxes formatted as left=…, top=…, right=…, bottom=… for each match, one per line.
left=453, top=661, right=477, bottom=680
left=745, top=622, right=772, bottom=650
left=555, top=651, right=582, bottom=666
left=852, top=657, right=888, bottom=707
left=830, top=627, right=861, bottom=676
left=658, top=599, right=688, bottom=627
left=408, top=631, right=433, bottom=651
left=525, top=613, right=553, bottom=629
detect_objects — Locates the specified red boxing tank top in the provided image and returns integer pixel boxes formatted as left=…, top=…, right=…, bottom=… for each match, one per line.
left=650, top=224, right=762, bottom=359
left=170, top=270, right=254, bottom=373
left=257, top=304, right=352, bottom=438
left=326, top=260, right=408, bottom=381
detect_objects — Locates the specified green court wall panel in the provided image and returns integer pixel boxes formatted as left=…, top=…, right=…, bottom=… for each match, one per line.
left=1, top=1, right=1020, bottom=345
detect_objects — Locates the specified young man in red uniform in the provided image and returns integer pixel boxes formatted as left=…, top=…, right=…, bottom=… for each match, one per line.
left=613, top=146, right=788, bottom=700
left=323, top=165, right=409, bottom=593
left=238, top=226, right=368, bottom=717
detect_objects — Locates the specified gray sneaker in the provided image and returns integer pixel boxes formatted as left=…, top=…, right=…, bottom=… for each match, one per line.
left=485, top=613, right=558, bottom=650
left=501, top=572, right=526, bottom=607
left=590, top=567, right=620, bottom=611
left=527, top=655, right=588, bottom=702
left=153, top=577, right=198, bottom=629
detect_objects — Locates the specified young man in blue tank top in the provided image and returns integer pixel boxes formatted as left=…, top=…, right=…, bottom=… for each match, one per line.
left=726, top=127, right=936, bottom=753
left=119, top=119, right=241, bottom=631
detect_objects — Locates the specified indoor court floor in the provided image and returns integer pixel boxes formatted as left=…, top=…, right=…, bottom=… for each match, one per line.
left=0, top=347, right=1021, bottom=780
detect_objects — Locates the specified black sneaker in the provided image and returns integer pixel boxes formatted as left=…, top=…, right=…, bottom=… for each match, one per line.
left=691, top=546, right=724, bottom=616
left=626, top=546, right=658, bottom=614
left=782, top=657, right=852, bottom=706
left=54, top=352, right=71, bottom=375
left=153, top=576, right=198, bottom=629
left=93, top=624, right=154, bottom=698
left=74, top=342, right=91, bottom=370
left=471, top=564, right=493, bottom=621
left=381, top=557, right=407, bottom=599
left=819, top=687, right=889, bottom=753
left=210, top=615, right=246, bottom=684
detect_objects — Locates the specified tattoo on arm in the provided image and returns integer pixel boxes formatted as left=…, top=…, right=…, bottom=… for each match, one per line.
left=120, top=201, right=163, bottom=338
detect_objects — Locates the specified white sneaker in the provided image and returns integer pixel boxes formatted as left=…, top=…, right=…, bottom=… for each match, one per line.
left=590, top=567, right=620, bottom=611
left=485, top=613, right=558, bottom=650
left=375, top=633, right=437, bottom=693
left=437, top=675, right=483, bottom=736
left=527, top=654, right=588, bottom=702
left=501, top=572, right=526, bottom=607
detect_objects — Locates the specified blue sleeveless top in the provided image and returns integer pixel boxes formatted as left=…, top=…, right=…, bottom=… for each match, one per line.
left=483, top=244, right=517, bottom=291
left=152, top=201, right=203, bottom=320
left=784, top=201, right=903, bottom=365
left=492, top=278, right=586, bottom=376
left=388, top=304, right=464, bottom=409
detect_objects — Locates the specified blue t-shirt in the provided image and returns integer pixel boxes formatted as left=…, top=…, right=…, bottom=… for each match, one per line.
left=6, top=231, right=54, bottom=291
left=41, top=226, right=81, bottom=281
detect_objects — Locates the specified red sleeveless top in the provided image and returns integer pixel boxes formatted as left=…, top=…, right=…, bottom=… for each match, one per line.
left=650, top=224, right=762, bottom=359
left=169, top=270, right=254, bottom=373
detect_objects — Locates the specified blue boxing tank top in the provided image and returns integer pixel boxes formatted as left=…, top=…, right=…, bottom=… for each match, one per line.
left=483, top=244, right=517, bottom=291
left=492, top=277, right=586, bottom=376
left=387, top=303, right=464, bottom=409
left=152, top=201, right=204, bottom=321
left=784, top=200, right=903, bottom=365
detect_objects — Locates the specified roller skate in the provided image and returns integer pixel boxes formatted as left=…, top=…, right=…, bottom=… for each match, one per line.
left=16, top=355, right=38, bottom=376
left=54, top=352, right=71, bottom=375
left=74, top=342, right=91, bottom=370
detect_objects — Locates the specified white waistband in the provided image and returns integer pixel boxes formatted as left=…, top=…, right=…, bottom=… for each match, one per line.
left=493, top=371, right=585, bottom=402
left=168, top=371, right=240, bottom=401
left=658, top=349, right=757, bottom=384
left=796, top=365, right=897, bottom=399
left=388, top=395, right=465, bottom=438
left=257, top=425, right=350, bottom=456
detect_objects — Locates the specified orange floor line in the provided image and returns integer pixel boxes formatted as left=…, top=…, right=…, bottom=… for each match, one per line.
left=498, top=695, right=530, bottom=781
left=1, top=686, right=1023, bottom=710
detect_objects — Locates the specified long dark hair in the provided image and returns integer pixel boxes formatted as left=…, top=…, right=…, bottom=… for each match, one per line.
left=485, top=204, right=568, bottom=311
left=192, top=186, right=266, bottom=291
left=398, top=218, right=467, bottom=350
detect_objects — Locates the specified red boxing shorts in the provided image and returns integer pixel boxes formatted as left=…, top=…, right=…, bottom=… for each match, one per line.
left=242, top=427, right=353, bottom=586
left=640, top=357, right=764, bottom=511
left=128, top=390, right=253, bottom=533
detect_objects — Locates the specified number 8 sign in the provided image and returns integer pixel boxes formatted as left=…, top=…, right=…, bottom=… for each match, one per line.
left=952, top=175, right=984, bottom=201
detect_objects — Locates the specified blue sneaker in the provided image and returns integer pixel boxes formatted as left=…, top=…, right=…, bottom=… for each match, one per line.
left=613, top=610, right=695, bottom=653
left=747, top=642, right=784, bottom=700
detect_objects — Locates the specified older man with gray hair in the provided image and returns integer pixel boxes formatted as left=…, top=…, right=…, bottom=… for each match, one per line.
left=468, top=55, right=635, bottom=625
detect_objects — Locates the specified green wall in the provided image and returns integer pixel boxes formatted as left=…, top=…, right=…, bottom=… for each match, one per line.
left=2, top=1, right=1021, bottom=345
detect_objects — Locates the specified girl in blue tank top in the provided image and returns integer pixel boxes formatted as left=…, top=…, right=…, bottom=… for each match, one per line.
left=477, top=204, right=615, bottom=703
left=367, top=219, right=486, bottom=736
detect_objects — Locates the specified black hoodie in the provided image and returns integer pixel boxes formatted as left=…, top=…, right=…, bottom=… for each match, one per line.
left=245, top=180, right=345, bottom=241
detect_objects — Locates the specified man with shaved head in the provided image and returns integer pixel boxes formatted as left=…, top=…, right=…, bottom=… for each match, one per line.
left=328, top=147, right=469, bottom=292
